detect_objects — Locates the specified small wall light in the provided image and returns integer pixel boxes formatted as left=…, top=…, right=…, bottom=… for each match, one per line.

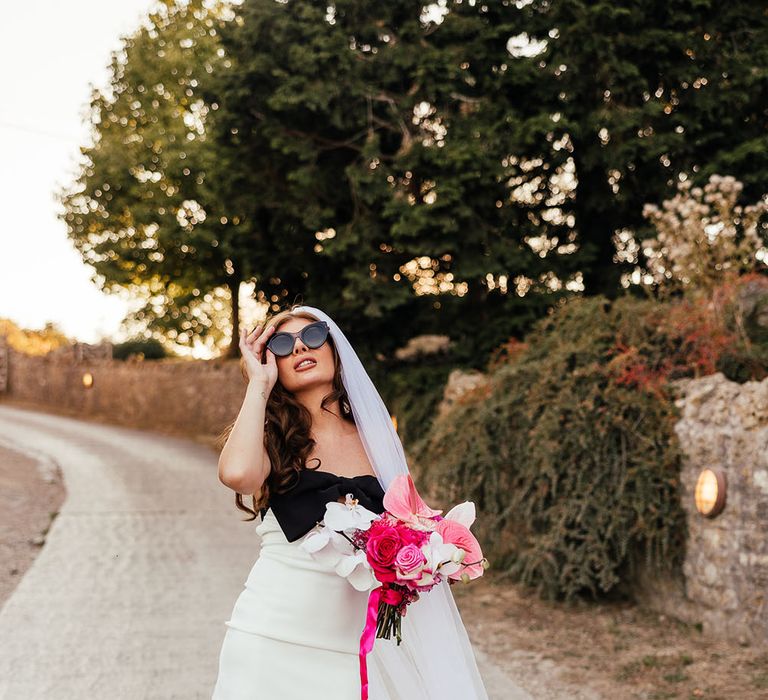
left=82, top=372, right=94, bottom=389
left=694, top=468, right=727, bottom=518
left=391, top=414, right=398, bottom=431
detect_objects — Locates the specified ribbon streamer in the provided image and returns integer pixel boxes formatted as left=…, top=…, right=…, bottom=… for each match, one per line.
left=359, top=586, right=382, bottom=700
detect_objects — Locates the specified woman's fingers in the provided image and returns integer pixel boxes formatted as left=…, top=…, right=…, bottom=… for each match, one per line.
left=241, top=325, right=258, bottom=345
left=252, top=324, right=274, bottom=353
left=237, top=323, right=274, bottom=364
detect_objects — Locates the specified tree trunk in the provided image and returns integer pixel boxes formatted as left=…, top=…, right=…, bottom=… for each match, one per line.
left=571, top=143, right=624, bottom=299
left=222, top=277, right=241, bottom=359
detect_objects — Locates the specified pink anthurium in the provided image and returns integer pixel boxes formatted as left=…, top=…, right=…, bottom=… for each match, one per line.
left=434, top=518, right=484, bottom=581
left=382, top=474, right=443, bottom=531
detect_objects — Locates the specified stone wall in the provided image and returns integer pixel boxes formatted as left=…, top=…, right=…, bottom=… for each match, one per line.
left=0, top=348, right=247, bottom=446
left=636, top=372, right=768, bottom=646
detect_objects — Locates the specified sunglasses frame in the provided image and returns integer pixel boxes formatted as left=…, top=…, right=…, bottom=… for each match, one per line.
left=265, top=320, right=331, bottom=357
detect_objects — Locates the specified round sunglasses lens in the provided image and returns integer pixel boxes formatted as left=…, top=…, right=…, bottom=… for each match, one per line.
left=302, top=324, right=328, bottom=348
left=268, top=334, right=294, bottom=356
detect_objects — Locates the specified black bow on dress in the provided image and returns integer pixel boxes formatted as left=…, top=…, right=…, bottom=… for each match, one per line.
left=259, top=469, right=386, bottom=542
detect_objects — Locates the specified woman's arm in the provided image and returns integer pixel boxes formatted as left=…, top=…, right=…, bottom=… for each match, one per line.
left=218, top=380, right=272, bottom=495
left=218, top=322, right=278, bottom=495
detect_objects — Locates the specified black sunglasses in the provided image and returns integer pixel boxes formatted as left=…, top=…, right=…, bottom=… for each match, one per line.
left=266, top=320, right=331, bottom=357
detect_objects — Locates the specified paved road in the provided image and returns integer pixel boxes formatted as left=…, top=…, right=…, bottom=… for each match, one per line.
left=0, top=404, right=530, bottom=700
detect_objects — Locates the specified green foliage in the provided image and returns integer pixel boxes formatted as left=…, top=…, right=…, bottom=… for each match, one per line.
left=112, top=337, right=169, bottom=360
left=205, top=0, right=576, bottom=361
left=56, top=1, right=240, bottom=354
left=500, top=0, right=768, bottom=296
left=58, top=0, right=768, bottom=362
left=711, top=274, right=768, bottom=382
left=372, top=359, right=454, bottom=449
left=411, top=276, right=768, bottom=601
left=412, top=294, right=690, bottom=601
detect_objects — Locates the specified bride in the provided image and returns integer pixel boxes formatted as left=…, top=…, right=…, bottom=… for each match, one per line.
left=212, top=304, right=489, bottom=699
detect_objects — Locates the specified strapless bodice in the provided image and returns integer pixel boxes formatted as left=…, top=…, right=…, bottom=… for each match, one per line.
left=258, top=469, right=386, bottom=542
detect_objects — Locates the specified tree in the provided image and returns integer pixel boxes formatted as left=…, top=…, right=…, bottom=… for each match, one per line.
left=60, top=0, right=768, bottom=363
left=493, top=0, right=768, bottom=297
left=0, top=319, right=70, bottom=355
left=57, top=0, right=246, bottom=357
left=207, top=0, right=579, bottom=363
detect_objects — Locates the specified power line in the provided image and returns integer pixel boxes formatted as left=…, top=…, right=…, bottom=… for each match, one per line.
left=0, top=120, right=85, bottom=143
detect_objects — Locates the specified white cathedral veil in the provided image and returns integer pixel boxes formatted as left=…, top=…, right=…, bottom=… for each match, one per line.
left=292, top=305, right=489, bottom=700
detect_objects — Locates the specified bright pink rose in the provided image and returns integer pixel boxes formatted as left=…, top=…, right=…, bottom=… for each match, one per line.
left=365, top=525, right=402, bottom=582
left=393, top=543, right=427, bottom=581
left=434, top=519, right=485, bottom=581
left=397, top=523, right=429, bottom=547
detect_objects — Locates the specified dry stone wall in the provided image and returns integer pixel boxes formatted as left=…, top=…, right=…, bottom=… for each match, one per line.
left=0, top=348, right=247, bottom=444
left=641, top=372, right=768, bottom=646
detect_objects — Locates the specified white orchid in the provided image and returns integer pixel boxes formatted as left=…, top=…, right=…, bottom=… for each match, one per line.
left=335, top=549, right=381, bottom=591
left=414, top=531, right=462, bottom=587
left=324, top=493, right=381, bottom=532
left=299, top=494, right=382, bottom=590
left=300, top=525, right=354, bottom=568
left=443, top=501, right=476, bottom=528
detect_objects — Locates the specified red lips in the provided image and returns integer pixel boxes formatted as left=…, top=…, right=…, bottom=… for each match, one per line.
left=293, top=356, right=317, bottom=371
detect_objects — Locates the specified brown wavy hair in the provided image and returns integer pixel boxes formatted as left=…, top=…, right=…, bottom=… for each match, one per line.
left=216, top=306, right=355, bottom=520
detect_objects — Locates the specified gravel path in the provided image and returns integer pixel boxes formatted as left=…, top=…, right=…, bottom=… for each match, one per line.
left=0, top=404, right=529, bottom=700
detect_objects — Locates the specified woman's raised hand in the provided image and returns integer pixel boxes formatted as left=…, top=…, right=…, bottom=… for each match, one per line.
left=239, top=323, right=278, bottom=392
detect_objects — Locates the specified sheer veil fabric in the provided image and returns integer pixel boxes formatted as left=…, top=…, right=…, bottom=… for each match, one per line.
left=292, top=306, right=489, bottom=699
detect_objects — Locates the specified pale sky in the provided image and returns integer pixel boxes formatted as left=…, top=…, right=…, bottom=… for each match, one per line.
left=0, top=1, right=159, bottom=343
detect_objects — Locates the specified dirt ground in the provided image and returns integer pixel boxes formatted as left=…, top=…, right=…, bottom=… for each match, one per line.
left=2, top=440, right=765, bottom=700
left=0, top=443, right=65, bottom=608
left=451, top=570, right=768, bottom=700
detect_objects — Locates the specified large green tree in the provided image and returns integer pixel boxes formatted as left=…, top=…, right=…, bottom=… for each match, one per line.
left=210, top=0, right=768, bottom=361
left=58, top=0, right=247, bottom=356
left=207, top=0, right=579, bottom=362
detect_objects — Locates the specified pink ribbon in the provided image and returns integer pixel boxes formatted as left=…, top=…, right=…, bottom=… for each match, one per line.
left=359, top=586, right=382, bottom=700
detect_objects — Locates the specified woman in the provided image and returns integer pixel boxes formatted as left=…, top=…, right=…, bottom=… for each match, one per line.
left=212, top=305, right=488, bottom=699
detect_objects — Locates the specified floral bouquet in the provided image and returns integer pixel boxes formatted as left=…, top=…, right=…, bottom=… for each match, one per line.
left=298, top=473, right=488, bottom=699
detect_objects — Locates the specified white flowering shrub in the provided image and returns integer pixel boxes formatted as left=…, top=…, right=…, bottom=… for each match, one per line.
left=393, top=334, right=452, bottom=361
left=641, top=175, right=768, bottom=295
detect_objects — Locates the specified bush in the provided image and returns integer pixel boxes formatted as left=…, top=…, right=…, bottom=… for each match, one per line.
left=372, top=359, right=454, bottom=450
left=411, top=277, right=768, bottom=602
left=112, top=338, right=168, bottom=360
left=411, top=294, right=688, bottom=602
left=711, top=273, right=768, bottom=382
